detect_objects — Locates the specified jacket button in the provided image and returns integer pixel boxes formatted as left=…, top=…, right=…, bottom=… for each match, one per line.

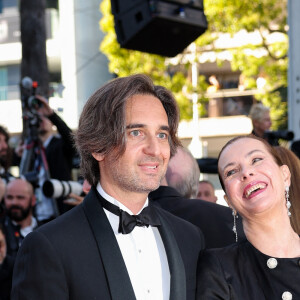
left=282, top=291, right=292, bottom=300
left=267, top=258, right=277, bottom=269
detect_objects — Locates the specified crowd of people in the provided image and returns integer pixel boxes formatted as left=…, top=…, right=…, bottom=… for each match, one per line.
left=0, top=74, right=300, bottom=299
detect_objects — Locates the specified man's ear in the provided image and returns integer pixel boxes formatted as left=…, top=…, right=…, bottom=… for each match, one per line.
left=31, top=195, right=36, bottom=207
left=281, top=164, right=291, bottom=187
left=92, top=152, right=105, bottom=162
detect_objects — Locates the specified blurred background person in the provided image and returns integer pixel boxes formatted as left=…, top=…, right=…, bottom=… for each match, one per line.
left=0, top=223, right=14, bottom=300
left=1, top=178, right=38, bottom=257
left=150, top=146, right=245, bottom=248
left=17, top=95, right=77, bottom=222
left=275, top=146, right=300, bottom=235
left=0, top=125, right=16, bottom=217
left=0, top=126, right=13, bottom=182
left=165, top=146, right=200, bottom=199
left=197, top=180, right=218, bottom=203
left=248, top=103, right=272, bottom=139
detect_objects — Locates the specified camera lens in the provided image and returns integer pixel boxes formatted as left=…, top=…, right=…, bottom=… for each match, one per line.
left=28, top=96, right=43, bottom=109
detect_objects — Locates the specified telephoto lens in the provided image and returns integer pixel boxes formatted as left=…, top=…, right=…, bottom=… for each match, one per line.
left=42, top=179, right=83, bottom=198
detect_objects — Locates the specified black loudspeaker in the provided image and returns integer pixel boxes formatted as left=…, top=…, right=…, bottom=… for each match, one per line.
left=111, top=0, right=204, bottom=15
left=111, top=0, right=207, bottom=57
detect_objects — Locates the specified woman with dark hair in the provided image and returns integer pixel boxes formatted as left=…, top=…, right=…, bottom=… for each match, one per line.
left=197, top=135, right=300, bottom=300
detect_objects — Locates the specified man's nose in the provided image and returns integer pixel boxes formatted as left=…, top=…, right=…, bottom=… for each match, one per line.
left=0, top=141, right=7, bottom=150
left=144, top=135, right=160, bottom=156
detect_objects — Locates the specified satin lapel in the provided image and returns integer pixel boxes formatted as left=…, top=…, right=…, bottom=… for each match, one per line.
left=155, top=207, right=187, bottom=300
left=82, top=187, right=136, bottom=300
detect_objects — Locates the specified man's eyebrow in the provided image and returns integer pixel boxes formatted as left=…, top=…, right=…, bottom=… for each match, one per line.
left=160, top=125, right=170, bottom=132
left=126, top=124, right=145, bottom=129
left=126, top=124, right=170, bottom=131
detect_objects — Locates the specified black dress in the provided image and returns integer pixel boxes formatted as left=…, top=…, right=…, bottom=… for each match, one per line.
left=197, top=239, right=300, bottom=299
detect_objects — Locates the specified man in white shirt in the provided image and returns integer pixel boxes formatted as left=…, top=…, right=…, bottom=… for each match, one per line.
left=2, top=178, right=38, bottom=257
left=12, top=74, right=204, bottom=300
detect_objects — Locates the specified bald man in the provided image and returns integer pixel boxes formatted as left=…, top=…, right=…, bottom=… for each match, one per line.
left=1, top=179, right=38, bottom=257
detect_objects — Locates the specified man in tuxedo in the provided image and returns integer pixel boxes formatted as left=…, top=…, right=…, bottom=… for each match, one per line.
left=11, top=74, right=204, bottom=300
left=150, top=146, right=245, bottom=249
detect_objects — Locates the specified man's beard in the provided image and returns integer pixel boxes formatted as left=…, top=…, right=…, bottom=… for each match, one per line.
left=6, top=205, right=32, bottom=222
left=0, top=152, right=7, bottom=167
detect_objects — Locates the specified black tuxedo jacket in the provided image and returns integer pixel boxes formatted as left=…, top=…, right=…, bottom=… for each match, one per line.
left=11, top=187, right=204, bottom=300
left=149, top=186, right=245, bottom=249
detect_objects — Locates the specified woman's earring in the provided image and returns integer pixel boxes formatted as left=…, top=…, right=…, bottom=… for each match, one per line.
left=285, top=186, right=291, bottom=217
left=232, top=209, right=238, bottom=242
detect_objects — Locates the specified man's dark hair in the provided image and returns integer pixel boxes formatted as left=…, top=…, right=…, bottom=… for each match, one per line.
left=0, top=126, right=9, bottom=143
left=75, top=74, right=181, bottom=186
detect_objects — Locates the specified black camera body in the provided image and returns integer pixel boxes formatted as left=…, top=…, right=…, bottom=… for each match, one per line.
left=21, top=77, right=43, bottom=127
left=264, top=130, right=294, bottom=146
left=26, top=95, right=43, bottom=110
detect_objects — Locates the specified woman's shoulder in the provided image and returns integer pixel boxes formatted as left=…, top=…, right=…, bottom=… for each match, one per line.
left=203, top=238, right=250, bottom=257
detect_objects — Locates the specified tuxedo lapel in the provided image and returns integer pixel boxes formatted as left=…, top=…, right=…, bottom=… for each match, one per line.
left=82, top=187, right=136, bottom=300
left=155, top=206, right=187, bottom=300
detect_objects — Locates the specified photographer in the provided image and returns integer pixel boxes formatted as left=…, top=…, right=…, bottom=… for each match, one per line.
left=18, top=95, right=77, bottom=222
left=0, top=126, right=14, bottom=182
left=249, top=103, right=272, bottom=139
left=248, top=103, right=294, bottom=146
left=0, top=126, right=15, bottom=215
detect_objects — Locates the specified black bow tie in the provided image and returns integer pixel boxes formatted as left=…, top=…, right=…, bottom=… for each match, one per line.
left=95, top=190, right=161, bottom=234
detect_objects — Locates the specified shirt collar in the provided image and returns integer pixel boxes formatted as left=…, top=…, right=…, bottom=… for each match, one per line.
left=96, top=182, right=148, bottom=215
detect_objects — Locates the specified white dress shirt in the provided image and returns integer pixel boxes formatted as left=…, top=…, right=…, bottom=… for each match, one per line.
left=97, top=184, right=170, bottom=300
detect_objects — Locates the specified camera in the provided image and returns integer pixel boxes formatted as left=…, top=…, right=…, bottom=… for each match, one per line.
left=42, top=179, right=83, bottom=198
left=20, top=77, right=43, bottom=131
left=27, top=95, right=43, bottom=109
left=264, top=130, right=294, bottom=146
left=21, top=77, right=42, bottom=110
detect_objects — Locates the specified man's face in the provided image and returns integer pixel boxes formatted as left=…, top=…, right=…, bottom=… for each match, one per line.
left=0, top=230, right=6, bottom=264
left=95, top=94, right=171, bottom=200
left=254, top=111, right=272, bottom=136
left=38, top=115, right=53, bottom=136
left=0, top=133, right=8, bottom=165
left=197, top=182, right=217, bottom=203
left=4, top=179, right=35, bottom=222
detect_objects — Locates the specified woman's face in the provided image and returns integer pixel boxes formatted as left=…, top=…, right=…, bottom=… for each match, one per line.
left=218, top=138, right=290, bottom=218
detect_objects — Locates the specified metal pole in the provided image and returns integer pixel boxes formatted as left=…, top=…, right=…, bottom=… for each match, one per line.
left=288, top=0, right=300, bottom=139
left=188, top=43, right=203, bottom=158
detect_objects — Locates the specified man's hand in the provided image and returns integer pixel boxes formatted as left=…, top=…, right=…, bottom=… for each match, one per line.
left=35, top=95, right=54, bottom=117
left=63, top=193, right=84, bottom=206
